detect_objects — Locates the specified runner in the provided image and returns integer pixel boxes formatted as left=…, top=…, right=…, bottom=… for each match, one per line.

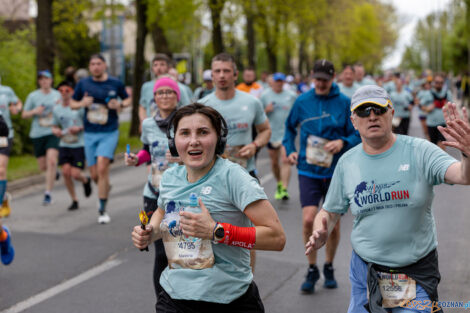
left=283, top=59, right=360, bottom=294
left=306, top=85, right=470, bottom=313
left=22, top=70, right=61, bottom=205
left=260, top=72, right=296, bottom=200
left=415, top=78, right=433, bottom=140
left=390, top=79, right=414, bottom=135
left=139, top=54, right=191, bottom=124
left=354, top=63, right=376, bottom=87
left=236, top=67, right=264, bottom=98
left=124, top=77, right=180, bottom=297
left=71, top=54, right=130, bottom=224
left=131, top=103, right=285, bottom=312
left=51, top=81, right=92, bottom=211
left=169, top=67, right=193, bottom=101
left=193, top=70, right=214, bottom=100
left=338, top=65, right=360, bottom=99
left=0, top=81, right=22, bottom=217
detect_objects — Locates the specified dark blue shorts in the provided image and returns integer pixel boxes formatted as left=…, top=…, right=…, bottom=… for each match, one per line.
left=298, top=175, right=331, bottom=208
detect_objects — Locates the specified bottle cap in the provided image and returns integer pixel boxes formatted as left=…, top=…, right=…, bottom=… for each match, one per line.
left=189, top=193, right=198, bottom=207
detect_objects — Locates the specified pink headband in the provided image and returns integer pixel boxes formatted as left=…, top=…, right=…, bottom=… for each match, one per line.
left=153, top=77, right=181, bottom=101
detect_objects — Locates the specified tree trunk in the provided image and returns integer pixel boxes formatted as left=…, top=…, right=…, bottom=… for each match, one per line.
left=298, top=39, right=306, bottom=75
left=246, top=7, right=255, bottom=68
left=130, top=0, right=148, bottom=137
left=36, top=0, right=54, bottom=79
left=150, top=20, right=172, bottom=56
left=209, top=0, right=225, bottom=55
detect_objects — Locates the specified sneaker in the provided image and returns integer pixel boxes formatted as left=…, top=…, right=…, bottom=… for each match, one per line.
left=1, top=226, right=15, bottom=265
left=323, top=263, right=338, bottom=289
left=68, top=201, right=79, bottom=211
left=301, top=266, right=320, bottom=294
left=98, top=211, right=111, bottom=224
left=42, top=194, right=52, bottom=206
left=281, top=187, right=290, bottom=200
left=55, top=171, right=60, bottom=181
left=274, top=182, right=283, bottom=200
left=83, top=177, right=92, bottom=198
left=0, top=192, right=12, bottom=218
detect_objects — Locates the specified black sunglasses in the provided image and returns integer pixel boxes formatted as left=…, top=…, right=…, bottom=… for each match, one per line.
left=354, top=105, right=388, bottom=118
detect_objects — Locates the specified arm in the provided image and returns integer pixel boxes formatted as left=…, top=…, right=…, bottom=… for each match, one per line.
left=305, top=209, right=341, bottom=254
left=10, top=100, right=22, bottom=115
left=238, top=119, right=271, bottom=159
left=21, top=96, right=43, bottom=119
left=131, top=208, right=164, bottom=250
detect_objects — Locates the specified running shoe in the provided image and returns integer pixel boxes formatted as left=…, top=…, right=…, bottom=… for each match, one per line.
left=68, top=201, right=79, bottom=211
left=83, top=177, right=92, bottom=198
left=280, top=187, right=290, bottom=200
left=301, top=266, right=320, bottom=294
left=1, top=226, right=15, bottom=265
left=0, top=192, right=12, bottom=218
left=42, top=194, right=52, bottom=206
left=323, top=263, right=338, bottom=289
left=274, top=182, right=283, bottom=200
left=98, top=211, right=111, bottom=224
left=55, top=171, right=61, bottom=181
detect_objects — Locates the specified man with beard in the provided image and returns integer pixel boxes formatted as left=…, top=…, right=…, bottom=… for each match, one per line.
left=236, top=67, right=264, bottom=98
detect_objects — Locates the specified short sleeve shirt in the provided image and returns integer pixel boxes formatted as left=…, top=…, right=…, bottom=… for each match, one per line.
left=426, top=89, right=452, bottom=127
left=323, top=135, right=457, bottom=267
left=390, top=90, right=413, bottom=118
left=24, top=89, right=61, bottom=138
left=0, top=85, right=19, bottom=138
left=52, top=105, right=85, bottom=148
left=416, top=89, right=433, bottom=117
left=338, top=82, right=360, bottom=99
left=157, top=157, right=267, bottom=303
left=260, top=89, right=296, bottom=143
left=200, top=90, right=267, bottom=172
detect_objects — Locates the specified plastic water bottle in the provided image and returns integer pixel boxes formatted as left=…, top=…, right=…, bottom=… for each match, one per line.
left=187, top=193, right=200, bottom=213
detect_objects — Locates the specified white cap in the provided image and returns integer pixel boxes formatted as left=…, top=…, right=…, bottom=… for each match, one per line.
left=203, top=69, right=212, bottom=81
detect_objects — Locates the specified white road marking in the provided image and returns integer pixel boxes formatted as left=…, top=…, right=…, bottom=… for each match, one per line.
left=1, top=258, right=123, bottom=313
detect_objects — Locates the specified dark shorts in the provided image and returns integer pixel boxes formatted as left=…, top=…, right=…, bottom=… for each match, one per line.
left=299, top=175, right=332, bottom=208
left=393, top=117, right=410, bottom=135
left=58, top=147, right=85, bottom=169
left=428, top=125, right=446, bottom=144
left=267, top=142, right=282, bottom=150
left=0, top=138, right=13, bottom=156
left=155, top=281, right=264, bottom=313
left=32, top=135, right=60, bottom=158
left=419, top=115, right=427, bottom=121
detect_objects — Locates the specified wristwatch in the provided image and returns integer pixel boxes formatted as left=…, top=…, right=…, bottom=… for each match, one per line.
left=213, top=223, right=225, bottom=242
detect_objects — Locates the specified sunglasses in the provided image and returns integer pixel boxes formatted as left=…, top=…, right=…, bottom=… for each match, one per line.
left=354, top=105, right=388, bottom=118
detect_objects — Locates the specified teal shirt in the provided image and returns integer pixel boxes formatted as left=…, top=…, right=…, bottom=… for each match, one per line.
left=416, top=89, right=433, bottom=117
left=140, top=117, right=173, bottom=199
left=383, top=81, right=396, bottom=94
left=260, top=89, right=296, bottom=143
left=52, top=105, right=85, bottom=148
left=323, top=135, right=457, bottom=267
left=24, top=89, right=61, bottom=138
left=200, top=90, right=267, bottom=172
left=157, top=157, right=267, bottom=303
left=139, top=79, right=191, bottom=117
left=426, top=89, right=452, bottom=127
left=356, top=78, right=376, bottom=87
left=390, top=89, right=413, bottom=118
left=338, top=82, right=360, bottom=99
left=0, top=85, right=19, bottom=138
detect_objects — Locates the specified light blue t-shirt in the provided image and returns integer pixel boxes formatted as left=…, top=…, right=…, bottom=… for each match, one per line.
left=140, top=117, right=173, bottom=199
left=157, top=157, right=267, bottom=303
left=426, top=89, right=452, bottom=127
left=323, top=135, right=457, bottom=267
left=383, top=81, right=396, bottom=94
left=24, top=89, right=61, bottom=138
left=51, top=105, right=85, bottom=148
left=260, top=89, right=296, bottom=143
left=200, top=90, right=267, bottom=172
left=139, top=79, right=191, bottom=117
left=356, top=78, right=376, bottom=87
left=0, top=85, right=19, bottom=138
left=390, top=89, right=413, bottom=118
left=338, top=82, right=360, bottom=99
left=416, top=89, right=433, bottom=117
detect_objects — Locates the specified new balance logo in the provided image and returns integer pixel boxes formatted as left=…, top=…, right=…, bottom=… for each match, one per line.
left=398, top=164, right=410, bottom=172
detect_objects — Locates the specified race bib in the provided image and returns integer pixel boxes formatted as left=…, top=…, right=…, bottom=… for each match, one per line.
left=0, top=137, right=8, bottom=148
left=221, top=145, right=248, bottom=168
left=39, top=112, right=54, bottom=127
left=151, top=161, right=168, bottom=188
left=378, top=272, right=416, bottom=308
left=62, top=132, right=79, bottom=144
left=87, top=104, right=108, bottom=125
left=433, top=98, right=446, bottom=109
left=160, top=207, right=214, bottom=270
left=306, top=135, right=333, bottom=168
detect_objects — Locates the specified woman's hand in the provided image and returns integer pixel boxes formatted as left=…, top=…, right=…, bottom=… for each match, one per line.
left=125, top=152, right=138, bottom=166
left=438, top=102, right=470, bottom=156
left=179, top=199, right=216, bottom=240
left=131, top=224, right=153, bottom=250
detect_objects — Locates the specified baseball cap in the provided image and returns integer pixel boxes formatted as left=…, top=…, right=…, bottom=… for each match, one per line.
left=312, top=59, right=335, bottom=80
left=350, top=85, right=392, bottom=111
left=273, top=72, right=286, bottom=81
left=203, top=69, right=212, bottom=81
left=38, top=70, right=52, bottom=78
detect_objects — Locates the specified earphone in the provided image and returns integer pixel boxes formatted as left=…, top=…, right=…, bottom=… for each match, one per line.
left=166, top=113, right=228, bottom=157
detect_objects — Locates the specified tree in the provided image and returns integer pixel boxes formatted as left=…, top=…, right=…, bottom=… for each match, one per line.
left=36, top=0, right=54, bottom=76
left=209, top=0, right=225, bottom=55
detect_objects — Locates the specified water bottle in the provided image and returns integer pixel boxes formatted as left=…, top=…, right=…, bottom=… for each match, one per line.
left=184, top=193, right=200, bottom=242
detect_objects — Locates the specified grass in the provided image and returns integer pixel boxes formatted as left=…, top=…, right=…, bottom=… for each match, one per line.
left=7, top=121, right=141, bottom=182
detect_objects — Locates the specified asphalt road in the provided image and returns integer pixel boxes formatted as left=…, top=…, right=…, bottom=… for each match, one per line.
left=1, top=108, right=469, bottom=313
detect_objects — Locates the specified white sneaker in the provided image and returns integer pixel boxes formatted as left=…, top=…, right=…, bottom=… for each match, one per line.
left=98, top=212, right=111, bottom=224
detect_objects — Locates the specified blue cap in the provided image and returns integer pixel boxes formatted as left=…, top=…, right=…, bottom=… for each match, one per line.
left=273, top=72, right=286, bottom=81
left=189, top=193, right=198, bottom=207
left=38, top=70, right=52, bottom=78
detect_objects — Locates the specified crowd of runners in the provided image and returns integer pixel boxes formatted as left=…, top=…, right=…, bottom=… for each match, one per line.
left=1, top=51, right=470, bottom=313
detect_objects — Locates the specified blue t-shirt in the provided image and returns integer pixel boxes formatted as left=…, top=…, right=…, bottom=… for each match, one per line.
left=139, top=79, right=191, bottom=117
left=338, top=82, right=359, bottom=99
left=260, top=89, right=296, bottom=144
left=390, top=89, right=413, bottom=118
left=52, top=105, right=85, bottom=148
left=200, top=90, right=267, bottom=172
left=426, top=89, right=452, bottom=127
left=24, top=89, right=62, bottom=138
left=72, top=76, right=128, bottom=133
left=157, top=157, right=267, bottom=303
left=323, top=135, right=457, bottom=267
left=0, top=85, right=19, bottom=138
